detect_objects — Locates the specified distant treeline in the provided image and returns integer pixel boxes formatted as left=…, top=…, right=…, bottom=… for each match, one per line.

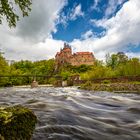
left=0, top=52, right=140, bottom=86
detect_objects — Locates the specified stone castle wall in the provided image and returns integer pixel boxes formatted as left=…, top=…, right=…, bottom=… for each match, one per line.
left=55, top=43, right=95, bottom=67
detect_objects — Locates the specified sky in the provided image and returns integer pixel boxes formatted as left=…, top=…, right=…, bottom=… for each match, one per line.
left=0, top=0, right=140, bottom=61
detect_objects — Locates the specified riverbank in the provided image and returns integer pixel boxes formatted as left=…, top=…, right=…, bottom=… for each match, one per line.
left=13, top=84, right=53, bottom=88
left=80, top=81, right=140, bottom=93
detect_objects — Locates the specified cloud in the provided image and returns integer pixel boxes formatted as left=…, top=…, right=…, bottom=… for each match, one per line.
left=105, top=0, right=126, bottom=17
left=0, top=0, right=140, bottom=62
left=1, top=33, right=64, bottom=61
left=70, top=4, right=84, bottom=20
left=15, top=0, right=67, bottom=42
left=126, top=52, right=140, bottom=59
left=0, top=0, right=67, bottom=60
left=81, top=30, right=93, bottom=39
left=0, top=22, right=64, bottom=61
left=71, top=0, right=140, bottom=60
left=91, top=0, right=100, bottom=11
left=59, top=3, right=84, bottom=26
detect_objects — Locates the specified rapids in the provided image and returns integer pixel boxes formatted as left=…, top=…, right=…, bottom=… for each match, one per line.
left=0, top=87, right=140, bottom=140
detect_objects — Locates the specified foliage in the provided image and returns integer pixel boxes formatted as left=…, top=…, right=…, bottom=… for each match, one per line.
left=115, top=58, right=140, bottom=76
left=11, top=60, right=34, bottom=74
left=33, top=59, right=55, bottom=76
left=60, top=71, right=72, bottom=80
left=48, top=77, right=56, bottom=85
left=71, top=64, right=92, bottom=73
left=0, top=0, right=32, bottom=27
left=106, top=52, right=128, bottom=69
left=0, top=53, right=9, bottom=74
left=81, top=52, right=140, bottom=81
left=0, top=56, right=56, bottom=86
left=0, top=53, right=10, bottom=86
left=80, top=81, right=93, bottom=90
left=80, top=65, right=114, bottom=80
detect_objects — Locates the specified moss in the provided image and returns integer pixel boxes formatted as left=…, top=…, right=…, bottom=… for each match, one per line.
left=0, top=105, right=37, bottom=140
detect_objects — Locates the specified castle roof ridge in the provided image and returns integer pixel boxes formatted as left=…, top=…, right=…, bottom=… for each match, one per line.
left=75, top=52, right=93, bottom=55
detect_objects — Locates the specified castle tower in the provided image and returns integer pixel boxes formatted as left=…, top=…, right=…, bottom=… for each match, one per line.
left=55, top=43, right=72, bottom=68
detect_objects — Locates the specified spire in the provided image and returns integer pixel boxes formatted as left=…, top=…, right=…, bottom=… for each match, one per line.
left=64, top=42, right=71, bottom=49
left=64, top=42, right=67, bottom=48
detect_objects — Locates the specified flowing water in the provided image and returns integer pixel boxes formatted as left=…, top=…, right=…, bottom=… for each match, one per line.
left=0, top=87, right=140, bottom=140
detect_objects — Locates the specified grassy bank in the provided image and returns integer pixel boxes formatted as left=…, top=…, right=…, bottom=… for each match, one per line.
left=80, top=81, right=140, bottom=93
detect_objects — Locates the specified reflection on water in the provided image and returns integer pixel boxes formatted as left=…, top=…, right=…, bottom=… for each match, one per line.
left=0, top=87, right=140, bottom=140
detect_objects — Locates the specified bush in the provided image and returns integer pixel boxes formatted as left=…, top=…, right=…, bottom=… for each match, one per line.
left=80, top=81, right=93, bottom=90
left=48, top=77, right=56, bottom=85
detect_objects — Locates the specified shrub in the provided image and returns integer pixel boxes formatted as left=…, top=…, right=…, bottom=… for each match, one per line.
left=80, top=81, right=93, bottom=90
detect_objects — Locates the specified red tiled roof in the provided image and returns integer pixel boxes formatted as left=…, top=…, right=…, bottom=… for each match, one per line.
left=75, top=52, right=93, bottom=55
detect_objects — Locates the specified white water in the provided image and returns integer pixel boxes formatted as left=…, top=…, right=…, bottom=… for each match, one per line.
left=0, top=87, right=140, bottom=140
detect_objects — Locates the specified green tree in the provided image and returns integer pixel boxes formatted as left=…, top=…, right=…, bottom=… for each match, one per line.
left=71, top=64, right=92, bottom=73
left=117, top=52, right=128, bottom=64
left=11, top=60, right=33, bottom=74
left=80, top=65, right=114, bottom=80
left=106, top=53, right=118, bottom=69
left=0, top=0, right=32, bottom=27
left=106, top=52, right=128, bottom=69
left=0, top=53, right=10, bottom=86
left=0, top=53, right=9, bottom=74
left=116, top=58, right=140, bottom=76
left=33, top=59, right=55, bottom=75
left=60, top=71, right=71, bottom=80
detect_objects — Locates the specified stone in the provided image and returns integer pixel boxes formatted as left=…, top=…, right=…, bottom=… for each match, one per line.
left=0, top=105, right=37, bottom=140
left=62, top=81, right=67, bottom=87
left=31, top=80, right=38, bottom=88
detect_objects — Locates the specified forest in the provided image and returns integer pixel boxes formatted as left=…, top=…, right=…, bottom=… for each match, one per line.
left=0, top=52, right=140, bottom=86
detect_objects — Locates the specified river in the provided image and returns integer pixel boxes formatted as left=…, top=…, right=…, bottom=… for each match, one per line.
left=0, top=87, right=140, bottom=140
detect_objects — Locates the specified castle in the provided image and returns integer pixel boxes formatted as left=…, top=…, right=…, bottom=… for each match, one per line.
left=55, top=43, right=95, bottom=67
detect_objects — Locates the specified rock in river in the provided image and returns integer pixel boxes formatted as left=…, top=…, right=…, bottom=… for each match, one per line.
left=0, top=105, right=37, bottom=140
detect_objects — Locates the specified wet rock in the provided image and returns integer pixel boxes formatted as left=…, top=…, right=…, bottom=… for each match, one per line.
left=0, top=105, right=37, bottom=140
left=62, top=81, right=68, bottom=87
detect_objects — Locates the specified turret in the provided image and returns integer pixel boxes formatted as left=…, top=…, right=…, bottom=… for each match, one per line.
left=64, top=43, right=71, bottom=49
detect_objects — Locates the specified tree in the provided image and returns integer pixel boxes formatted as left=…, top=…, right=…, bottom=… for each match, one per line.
left=33, top=59, right=55, bottom=76
left=116, top=52, right=128, bottom=64
left=106, top=53, right=118, bottom=69
left=0, top=52, right=9, bottom=74
left=0, top=0, right=32, bottom=27
left=0, top=53, right=10, bottom=86
left=106, top=52, right=128, bottom=69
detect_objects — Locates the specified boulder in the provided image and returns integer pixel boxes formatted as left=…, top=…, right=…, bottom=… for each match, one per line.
left=0, top=105, right=37, bottom=140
